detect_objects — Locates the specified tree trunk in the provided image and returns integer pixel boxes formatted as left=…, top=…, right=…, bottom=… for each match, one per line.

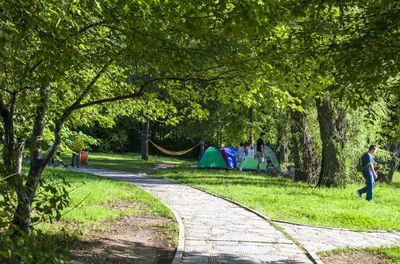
left=316, top=98, right=347, bottom=187
left=1, top=95, right=18, bottom=186
left=10, top=140, right=30, bottom=234
left=11, top=86, right=51, bottom=234
left=277, top=113, right=290, bottom=163
left=141, top=118, right=150, bottom=160
left=383, top=95, right=400, bottom=183
left=249, top=107, right=254, bottom=144
left=199, top=140, right=205, bottom=160
left=290, top=127, right=304, bottom=181
left=386, top=143, right=400, bottom=183
left=290, top=109, right=319, bottom=183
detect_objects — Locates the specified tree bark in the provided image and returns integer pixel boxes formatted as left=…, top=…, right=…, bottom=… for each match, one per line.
left=316, top=98, right=347, bottom=187
left=199, top=140, right=205, bottom=160
left=141, top=118, right=150, bottom=160
left=11, top=86, right=51, bottom=234
left=1, top=94, right=18, bottom=186
left=249, top=107, right=254, bottom=144
left=290, top=109, right=319, bottom=183
left=386, top=143, right=400, bottom=183
left=277, top=114, right=290, bottom=163
left=10, top=140, right=30, bottom=234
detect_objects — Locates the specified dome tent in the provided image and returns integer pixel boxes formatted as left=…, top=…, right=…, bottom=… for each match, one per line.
left=241, top=158, right=267, bottom=170
left=221, top=147, right=237, bottom=169
left=198, top=147, right=228, bottom=169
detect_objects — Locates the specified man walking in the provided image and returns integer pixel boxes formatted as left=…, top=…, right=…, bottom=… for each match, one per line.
left=256, top=132, right=266, bottom=173
left=357, top=145, right=378, bottom=202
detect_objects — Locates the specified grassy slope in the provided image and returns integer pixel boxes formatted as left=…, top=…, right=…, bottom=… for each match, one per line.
left=38, top=167, right=174, bottom=233
left=34, top=167, right=177, bottom=261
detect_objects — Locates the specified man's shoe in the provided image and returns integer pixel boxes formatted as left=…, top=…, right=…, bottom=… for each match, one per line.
left=367, top=200, right=375, bottom=203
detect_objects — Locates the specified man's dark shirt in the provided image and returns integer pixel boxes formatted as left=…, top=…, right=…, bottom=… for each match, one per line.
left=256, top=138, right=265, bottom=152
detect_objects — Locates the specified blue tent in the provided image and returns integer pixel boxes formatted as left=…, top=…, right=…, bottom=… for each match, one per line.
left=222, top=147, right=237, bottom=169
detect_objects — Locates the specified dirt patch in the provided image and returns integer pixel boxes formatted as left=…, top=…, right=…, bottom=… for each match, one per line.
left=70, top=216, right=176, bottom=264
left=321, top=251, right=389, bottom=264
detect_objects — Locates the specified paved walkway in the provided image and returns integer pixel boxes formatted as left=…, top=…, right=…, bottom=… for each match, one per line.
left=73, top=168, right=312, bottom=263
left=73, top=167, right=400, bottom=263
left=276, top=222, right=400, bottom=253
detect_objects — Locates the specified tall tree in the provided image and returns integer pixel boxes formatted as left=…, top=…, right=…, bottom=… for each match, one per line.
left=316, top=97, right=348, bottom=187
left=0, top=0, right=242, bottom=233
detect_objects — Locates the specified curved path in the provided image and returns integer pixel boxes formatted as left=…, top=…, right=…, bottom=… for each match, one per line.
left=74, top=168, right=312, bottom=263
left=275, top=222, right=400, bottom=254
left=73, top=167, right=400, bottom=263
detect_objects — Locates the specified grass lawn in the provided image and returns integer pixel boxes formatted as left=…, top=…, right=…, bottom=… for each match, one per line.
left=153, top=168, right=400, bottom=231
left=85, top=152, right=400, bottom=231
left=1, top=166, right=177, bottom=262
left=85, top=152, right=190, bottom=173
left=40, top=167, right=175, bottom=233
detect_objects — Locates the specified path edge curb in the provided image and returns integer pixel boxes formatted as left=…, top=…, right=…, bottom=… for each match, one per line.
left=184, top=184, right=324, bottom=264
left=165, top=201, right=185, bottom=264
left=71, top=168, right=186, bottom=264
left=126, top=182, right=186, bottom=264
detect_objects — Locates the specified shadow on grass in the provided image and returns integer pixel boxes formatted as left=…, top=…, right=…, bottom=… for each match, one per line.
left=0, top=230, right=76, bottom=263
left=151, top=169, right=311, bottom=189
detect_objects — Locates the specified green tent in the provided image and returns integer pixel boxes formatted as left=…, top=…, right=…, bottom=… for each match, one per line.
left=198, top=147, right=228, bottom=169
left=241, top=158, right=267, bottom=171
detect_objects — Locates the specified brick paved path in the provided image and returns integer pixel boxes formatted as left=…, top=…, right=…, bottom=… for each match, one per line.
left=276, top=222, right=400, bottom=253
left=74, top=168, right=312, bottom=263
left=73, top=167, right=400, bottom=263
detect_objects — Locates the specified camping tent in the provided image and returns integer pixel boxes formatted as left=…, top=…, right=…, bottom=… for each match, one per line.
left=264, top=145, right=280, bottom=168
left=198, top=145, right=280, bottom=171
left=221, top=147, right=237, bottom=169
left=198, top=147, right=228, bottom=169
left=237, top=145, right=280, bottom=171
left=241, top=158, right=267, bottom=171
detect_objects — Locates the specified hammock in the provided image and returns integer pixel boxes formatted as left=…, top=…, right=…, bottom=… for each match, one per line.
left=149, top=140, right=200, bottom=156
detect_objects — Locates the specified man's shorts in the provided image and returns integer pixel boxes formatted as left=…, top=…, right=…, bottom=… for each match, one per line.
left=256, top=151, right=263, bottom=163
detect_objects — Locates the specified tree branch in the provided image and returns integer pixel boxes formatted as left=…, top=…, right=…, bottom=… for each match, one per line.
left=30, top=85, right=51, bottom=163
left=42, top=86, right=145, bottom=166
left=42, top=74, right=225, bottom=166
left=70, top=59, right=114, bottom=109
left=71, top=88, right=146, bottom=111
left=0, top=96, right=9, bottom=118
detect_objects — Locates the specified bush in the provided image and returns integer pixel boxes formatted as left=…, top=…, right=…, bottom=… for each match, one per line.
left=0, top=169, right=72, bottom=263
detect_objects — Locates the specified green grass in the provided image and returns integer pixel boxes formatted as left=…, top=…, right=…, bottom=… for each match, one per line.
left=319, top=245, right=400, bottom=263
left=1, top=165, right=178, bottom=262
left=39, top=167, right=174, bottom=233
left=82, top=152, right=400, bottom=231
left=86, top=152, right=191, bottom=173
left=152, top=168, right=400, bottom=231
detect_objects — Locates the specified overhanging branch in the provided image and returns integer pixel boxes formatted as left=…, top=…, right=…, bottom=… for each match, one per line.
left=42, top=73, right=225, bottom=165
left=70, top=59, right=114, bottom=109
